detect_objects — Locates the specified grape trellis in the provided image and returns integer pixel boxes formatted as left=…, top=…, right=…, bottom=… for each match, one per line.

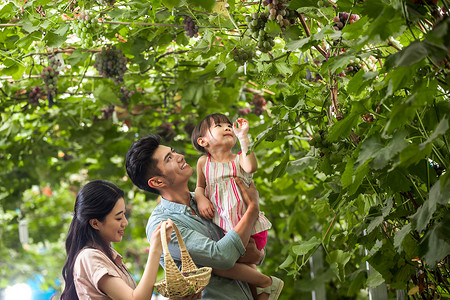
left=0, top=0, right=449, bottom=298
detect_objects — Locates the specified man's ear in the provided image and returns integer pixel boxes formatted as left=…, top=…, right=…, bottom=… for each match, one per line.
left=148, top=176, right=166, bottom=189
left=89, top=219, right=100, bottom=230
left=197, top=137, right=208, bottom=148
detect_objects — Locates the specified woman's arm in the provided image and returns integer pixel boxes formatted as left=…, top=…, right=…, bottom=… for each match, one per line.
left=98, top=221, right=173, bottom=300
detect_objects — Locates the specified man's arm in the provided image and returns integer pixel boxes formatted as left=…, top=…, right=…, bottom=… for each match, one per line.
left=231, top=178, right=260, bottom=247
left=237, top=238, right=264, bottom=265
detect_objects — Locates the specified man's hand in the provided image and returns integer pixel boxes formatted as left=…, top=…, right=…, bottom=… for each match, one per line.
left=234, top=177, right=259, bottom=211
left=237, top=238, right=265, bottom=265
left=197, top=196, right=215, bottom=220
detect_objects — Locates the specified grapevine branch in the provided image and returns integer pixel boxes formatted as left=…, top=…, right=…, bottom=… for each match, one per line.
left=24, top=48, right=101, bottom=58
left=298, top=14, right=328, bottom=58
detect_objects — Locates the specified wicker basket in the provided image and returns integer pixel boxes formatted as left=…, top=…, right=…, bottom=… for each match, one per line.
left=154, top=220, right=212, bottom=298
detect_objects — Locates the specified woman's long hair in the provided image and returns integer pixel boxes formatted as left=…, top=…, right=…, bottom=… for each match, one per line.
left=61, top=180, right=124, bottom=300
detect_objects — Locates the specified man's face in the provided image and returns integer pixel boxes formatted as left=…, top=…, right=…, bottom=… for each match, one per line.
left=152, top=145, right=193, bottom=187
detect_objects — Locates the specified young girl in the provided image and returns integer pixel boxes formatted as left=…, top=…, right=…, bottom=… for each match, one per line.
left=191, top=113, right=283, bottom=300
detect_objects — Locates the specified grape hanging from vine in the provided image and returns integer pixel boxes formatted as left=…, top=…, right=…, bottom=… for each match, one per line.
left=72, top=11, right=101, bottom=48
left=230, top=47, right=254, bottom=65
left=41, top=55, right=61, bottom=106
left=94, top=46, right=128, bottom=85
left=246, top=13, right=275, bottom=53
left=182, top=16, right=199, bottom=38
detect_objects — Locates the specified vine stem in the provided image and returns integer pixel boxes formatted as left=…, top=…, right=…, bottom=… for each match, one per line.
left=323, top=212, right=338, bottom=243
left=298, top=14, right=328, bottom=58
left=24, top=48, right=101, bottom=58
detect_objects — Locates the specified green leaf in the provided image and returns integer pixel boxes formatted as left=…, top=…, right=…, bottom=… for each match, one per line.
left=285, top=37, right=310, bottom=51
left=286, top=156, right=317, bottom=175
left=386, top=41, right=428, bottom=68
left=341, top=157, right=355, bottom=188
left=394, top=223, right=412, bottom=251
left=326, top=250, right=351, bottom=281
left=348, top=161, right=369, bottom=195
left=419, top=117, right=449, bottom=150
left=187, top=0, right=215, bottom=11
left=420, top=222, right=450, bottom=266
left=279, top=255, right=294, bottom=270
left=93, top=84, right=121, bottom=105
left=161, top=0, right=181, bottom=10
left=292, top=236, right=321, bottom=256
left=271, top=147, right=290, bottom=181
left=367, top=216, right=383, bottom=234
left=215, top=62, right=226, bottom=74
left=67, top=49, right=90, bottom=66
left=43, top=31, right=67, bottom=48
left=410, top=179, right=450, bottom=233
left=366, top=269, right=385, bottom=288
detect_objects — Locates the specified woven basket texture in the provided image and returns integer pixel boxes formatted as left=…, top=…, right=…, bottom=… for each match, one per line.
left=154, top=221, right=212, bottom=298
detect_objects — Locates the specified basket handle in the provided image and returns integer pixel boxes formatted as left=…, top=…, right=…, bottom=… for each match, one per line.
left=160, top=220, right=198, bottom=273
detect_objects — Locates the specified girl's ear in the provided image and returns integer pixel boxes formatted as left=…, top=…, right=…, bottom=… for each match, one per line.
left=89, top=219, right=100, bottom=230
left=148, top=176, right=166, bottom=189
left=197, top=137, right=208, bottom=148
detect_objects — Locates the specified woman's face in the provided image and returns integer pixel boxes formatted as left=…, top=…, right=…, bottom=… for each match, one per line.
left=95, top=197, right=128, bottom=244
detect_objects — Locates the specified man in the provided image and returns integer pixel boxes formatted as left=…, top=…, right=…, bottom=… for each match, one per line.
left=126, top=134, right=270, bottom=299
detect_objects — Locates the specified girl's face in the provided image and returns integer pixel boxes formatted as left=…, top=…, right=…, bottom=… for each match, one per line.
left=95, top=197, right=128, bottom=244
left=204, top=120, right=236, bottom=149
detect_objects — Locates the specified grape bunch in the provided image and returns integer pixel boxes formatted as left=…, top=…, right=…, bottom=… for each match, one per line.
left=94, top=46, right=128, bottom=85
left=96, top=0, right=116, bottom=6
left=230, top=47, right=254, bottom=65
left=28, top=86, right=42, bottom=106
left=72, top=11, right=100, bottom=48
left=246, top=13, right=275, bottom=52
left=309, top=129, right=344, bottom=165
left=333, top=12, right=360, bottom=31
left=182, top=16, right=199, bottom=38
left=41, top=55, right=61, bottom=102
left=157, top=122, right=176, bottom=142
left=119, top=85, right=135, bottom=105
left=238, top=107, right=252, bottom=116
left=101, top=105, right=115, bottom=120
left=251, top=94, right=267, bottom=116
left=346, top=56, right=377, bottom=74
left=263, top=0, right=298, bottom=28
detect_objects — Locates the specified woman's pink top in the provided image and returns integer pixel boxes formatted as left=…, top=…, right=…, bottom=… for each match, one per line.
left=73, top=247, right=137, bottom=299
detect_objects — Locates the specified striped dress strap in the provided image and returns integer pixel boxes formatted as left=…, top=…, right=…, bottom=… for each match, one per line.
left=205, top=154, right=211, bottom=186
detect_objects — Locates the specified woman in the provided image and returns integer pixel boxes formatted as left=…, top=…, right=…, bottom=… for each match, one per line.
left=61, top=180, right=178, bottom=300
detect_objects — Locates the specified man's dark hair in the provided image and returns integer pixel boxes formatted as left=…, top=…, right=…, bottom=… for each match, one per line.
left=191, top=113, right=232, bottom=154
left=126, top=134, right=163, bottom=194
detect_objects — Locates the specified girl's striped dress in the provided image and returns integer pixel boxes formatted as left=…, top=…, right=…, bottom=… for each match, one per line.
left=203, top=153, right=271, bottom=235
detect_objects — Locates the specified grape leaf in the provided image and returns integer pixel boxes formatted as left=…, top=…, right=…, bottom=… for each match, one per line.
left=292, top=236, right=321, bottom=256
left=393, top=223, right=412, bottom=252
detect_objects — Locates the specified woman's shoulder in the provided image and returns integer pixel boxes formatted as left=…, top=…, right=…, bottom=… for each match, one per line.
left=76, top=247, right=108, bottom=263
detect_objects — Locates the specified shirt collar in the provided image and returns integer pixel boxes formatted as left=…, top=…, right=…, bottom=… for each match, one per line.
left=110, top=246, right=123, bottom=266
left=160, top=192, right=198, bottom=214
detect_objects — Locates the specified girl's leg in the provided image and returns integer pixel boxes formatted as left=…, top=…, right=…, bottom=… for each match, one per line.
left=213, top=263, right=271, bottom=288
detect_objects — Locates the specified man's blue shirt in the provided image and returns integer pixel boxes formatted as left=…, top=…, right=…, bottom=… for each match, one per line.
left=146, top=193, right=253, bottom=300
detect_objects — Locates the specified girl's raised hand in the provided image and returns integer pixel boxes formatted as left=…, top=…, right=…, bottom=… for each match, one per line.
left=233, top=118, right=249, bottom=139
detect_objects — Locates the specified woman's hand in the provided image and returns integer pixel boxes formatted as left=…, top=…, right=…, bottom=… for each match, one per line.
left=150, top=219, right=173, bottom=252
